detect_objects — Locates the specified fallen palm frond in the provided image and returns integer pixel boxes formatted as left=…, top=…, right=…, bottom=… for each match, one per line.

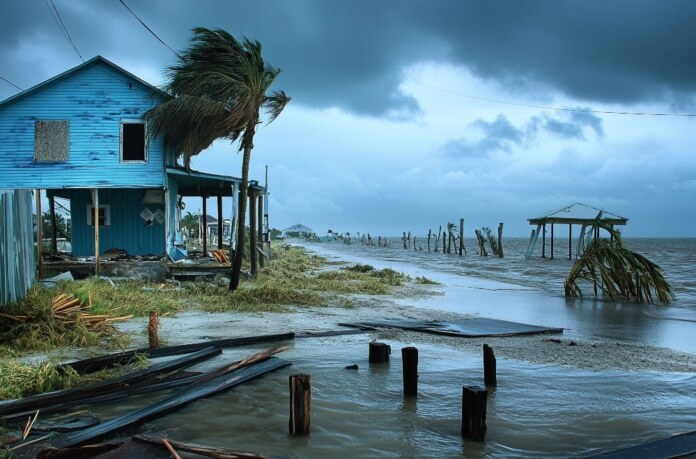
left=564, top=217, right=674, bottom=304
left=50, top=294, right=131, bottom=336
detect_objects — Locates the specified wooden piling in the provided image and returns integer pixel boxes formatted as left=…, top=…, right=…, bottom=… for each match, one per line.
left=217, top=194, right=223, bottom=250
left=461, top=386, right=487, bottom=441
left=369, top=342, right=391, bottom=363
left=427, top=229, right=431, bottom=252
left=550, top=223, right=555, bottom=259
left=568, top=224, right=573, bottom=260
left=148, top=310, right=159, bottom=348
left=442, top=231, right=447, bottom=254
left=49, top=195, right=57, bottom=255
left=257, top=193, right=264, bottom=268
left=403, top=232, right=407, bottom=249
left=401, top=347, right=418, bottom=396
left=36, top=189, right=43, bottom=278
left=497, top=223, right=504, bottom=258
left=483, top=344, right=496, bottom=387
left=201, top=196, right=207, bottom=254
left=459, top=218, right=464, bottom=256
left=289, top=373, right=311, bottom=435
left=249, top=189, right=257, bottom=276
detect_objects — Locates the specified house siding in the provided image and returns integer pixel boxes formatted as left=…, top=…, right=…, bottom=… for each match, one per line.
left=0, top=60, right=166, bottom=189
left=0, top=190, right=35, bottom=306
left=53, top=188, right=165, bottom=257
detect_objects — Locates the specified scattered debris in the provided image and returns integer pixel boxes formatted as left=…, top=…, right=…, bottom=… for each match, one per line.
left=544, top=338, right=563, bottom=344
left=341, top=318, right=563, bottom=338
left=134, top=434, right=279, bottom=459
left=344, top=364, right=359, bottom=370
left=211, top=249, right=229, bottom=263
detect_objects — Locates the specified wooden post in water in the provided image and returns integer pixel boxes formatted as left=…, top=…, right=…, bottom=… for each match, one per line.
left=550, top=223, right=555, bottom=259
left=541, top=223, right=546, bottom=258
left=369, top=342, right=391, bottom=363
left=459, top=218, right=464, bottom=256
left=483, top=344, right=496, bottom=387
left=402, top=347, right=418, bottom=397
left=427, top=229, right=431, bottom=252
left=289, top=373, right=311, bottom=435
left=568, top=224, right=573, bottom=260
left=442, top=231, right=447, bottom=254
left=148, top=310, right=159, bottom=348
left=497, top=223, right=504, bottom=258
left=408, top=231, right=411, bottom=249
left=461, top=386, right=487, bottom=441
left=249, top=188, right=257, bottom=276
left=403, top=232, right=407, bottom=249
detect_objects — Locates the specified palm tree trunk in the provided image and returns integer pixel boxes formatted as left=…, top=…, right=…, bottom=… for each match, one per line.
left=229, top=143, right=252, bottom=290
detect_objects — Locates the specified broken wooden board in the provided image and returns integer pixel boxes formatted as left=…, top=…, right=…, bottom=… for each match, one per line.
left=339, top=318, right=563, bottom=338
left=133, top=434, right=285, bottom=458
left=54, top=357, right=291, bottom=448
left=64, top=332, right=294, bottom=374
left=1, top=347, right=221, bottom=419
left=587, top=431, right=696, bottom=458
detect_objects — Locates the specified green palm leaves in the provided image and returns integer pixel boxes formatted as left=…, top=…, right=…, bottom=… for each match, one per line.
left=564, top=218, right=674, bottom=304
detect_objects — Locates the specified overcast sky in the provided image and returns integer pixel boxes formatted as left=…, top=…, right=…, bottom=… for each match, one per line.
left=2, top=0, right=695, bottom=237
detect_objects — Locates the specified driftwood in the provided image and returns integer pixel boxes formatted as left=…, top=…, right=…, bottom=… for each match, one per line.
left=55, top=348, right=291, bottom=448
left=134, top=434, right=281, bottom=459
left=64, top=332, right=294, bottom=374
left=0, top=347, right=221, bottom=419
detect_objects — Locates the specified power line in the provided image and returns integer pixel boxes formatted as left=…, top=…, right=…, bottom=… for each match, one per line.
left=416, top=81, right=696, bottom=118
left=117, top=0, right=181, bottom=59
left=46, top=0, right=84, bottom=62
left=0, top=75, right=23, bottom=91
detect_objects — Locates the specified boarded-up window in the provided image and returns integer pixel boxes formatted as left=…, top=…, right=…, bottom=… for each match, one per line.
left=86, top=205, right=111, bottom=226
left=34, top=120, right=69, bottom=161
left=121, top=121, right=146, bottom=162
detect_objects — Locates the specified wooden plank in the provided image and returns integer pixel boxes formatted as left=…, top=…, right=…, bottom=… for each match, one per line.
left=588, top=431, right=696, bottom=458
left=0, top=347, right=221, bottom=418
left=133, top=434, right=285, bottom=459
left=54, top=357, right=291, bottom=448
left=62, top=332, right=294, bottom=374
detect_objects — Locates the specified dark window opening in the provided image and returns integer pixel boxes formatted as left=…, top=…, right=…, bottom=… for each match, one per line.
left=122, top=122, right=146, bottom=161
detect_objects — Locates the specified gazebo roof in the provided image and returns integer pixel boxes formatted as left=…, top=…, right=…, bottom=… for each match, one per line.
left=528, top=203, right=628, bottom=226
left=282, top=223, right=315, bottom=234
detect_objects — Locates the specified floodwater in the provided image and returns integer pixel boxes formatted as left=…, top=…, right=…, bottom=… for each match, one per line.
left=84, top=238, right=696, bottom=458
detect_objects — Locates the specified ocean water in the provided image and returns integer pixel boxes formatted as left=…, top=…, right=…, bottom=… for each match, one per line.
left=300, top=237, right=696, bottom=353
left=87, top=238, right=696, bottom=458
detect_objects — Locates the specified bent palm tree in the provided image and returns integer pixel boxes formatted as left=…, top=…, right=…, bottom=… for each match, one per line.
left=145, top=28, right=290, bottom=290
left=564, top=217, right=673, bottom=304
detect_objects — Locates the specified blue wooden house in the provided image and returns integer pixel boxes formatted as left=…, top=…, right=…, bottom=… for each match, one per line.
left=0, top=56, right=244, bottom=259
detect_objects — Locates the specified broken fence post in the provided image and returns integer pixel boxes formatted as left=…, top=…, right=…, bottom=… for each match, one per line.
left=461, top=385, right=487, bottom=441
left=289, top=373, right=311, bottom=435
left=369, top=342, right=391, bottom=364
left=148, top=310, right=159, bottom=348
left=483, top=344, right=497, bottom=387
left=401, top=347, right=418, bottom=397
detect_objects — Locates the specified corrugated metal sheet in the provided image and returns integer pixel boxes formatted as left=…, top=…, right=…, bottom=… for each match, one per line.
left=0, top=59, right=166, bottom=189
left=0, top=189, right=35, bottom=306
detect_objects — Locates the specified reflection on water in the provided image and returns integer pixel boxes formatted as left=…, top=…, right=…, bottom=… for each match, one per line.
left=300, top=238, right=696, bottom=353
left=90, top=336, right=696, bottom=458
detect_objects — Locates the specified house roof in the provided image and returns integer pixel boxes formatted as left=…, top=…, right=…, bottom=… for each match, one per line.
left=167, top=167, right=241, bottom=197
left=283, top=223, right=315, bottom=234
left=0, top=55, right=170, bottom=109
left=528, top=203, right=628, bottom=226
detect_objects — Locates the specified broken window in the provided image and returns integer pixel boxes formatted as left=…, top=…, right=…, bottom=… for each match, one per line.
left=34, top=120, right=69, bottom=161
left=86, top=204, right=110, bottom=226
left=120, top=121, right=146, bottom=162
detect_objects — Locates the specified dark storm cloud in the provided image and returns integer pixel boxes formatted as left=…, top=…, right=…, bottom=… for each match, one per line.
left=445, top=110, right=604, bottom=157
left=1, top=0, right=695, bottom=115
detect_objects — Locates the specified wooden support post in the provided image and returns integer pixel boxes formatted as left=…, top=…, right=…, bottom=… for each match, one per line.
left=541, top=223, right=546, bottom=258
left=148, top=310, right=159, bottom=348
left=92, top=189, right=99, bottom=278
left=442, top=231, right=447, bottom=254
left=497, top=223, right=504, bottom=258
left=369, top=342, right=391, bottom=364
left=459, top=218, right=464, bottom=256
left=403, top=232, right=407, bottom=249
left=257, top=193, right=264, bottom=269
left=427, top=229, right=431, bottom=252
left=408, top=231, right=411, bottom=249
left=49, top=195, right=57, bottom=255
left=401, top=347, right=418, bottom=397
left=289, top=373, right=311, bottom=435
left=550, top=223, right=555, bottom=259
left=461, top=386, right=487, bottom=441
left=483, top=344, right=496, bottom=387
left=217, top=194, right=223, bottom=250
left=249, top=189, right=257, bottom=277
left=36, top=189, right=43, bottom=278
left=201, top=196, right=207, bottom=254
left=568, top=224, right=573, bottom=260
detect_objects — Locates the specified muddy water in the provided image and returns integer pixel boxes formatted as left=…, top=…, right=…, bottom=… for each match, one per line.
left=89, top=238, right=696, bottom=457
left=91, top=335, right=696, bottom=458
